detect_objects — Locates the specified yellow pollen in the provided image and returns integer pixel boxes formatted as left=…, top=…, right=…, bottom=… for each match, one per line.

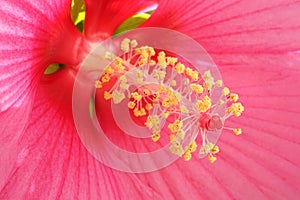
left=215, top=80, right=223, bottom=87
left=104, top=66, right=114, bottom=75
left=95, top=80, right=102, bottom=89
left=174, top=63, right=185, bottom=74
left=222, top=87, right=230, bottom=96
left=208, top=154, right=217, bottom=163
left=226, top=102, right=244, bottom=117
left=162, top=98, right=171, bottom=108
left=133, top=107, right=146, bottom=117
left=101, top=74, right=111, bottom=83
left=131, top=92, right=142, bottom=101
left=233, top=128, right=242, bottom=135
left=104, top=91, right=112, bottom=100
left=130, top=39, right=138, bottom=48
left=183, top=150, right=192, bottom=161
left=190, top=83, right=203, bottom=94
left=112, top=90, right=125, bottom=104
left=200, top=142, right=214, bottom=154
left=228, top=93, right=239, bottom=102
left=128, top=101, right=136, bottom=109
left=167, top=57, right=178, bottom=66
left=196, top=95, right=211, bottom=113
left=188, top=141, right=198, bottom=152
left=168, top=119, right=183, bottom=133
left=202, top=70, right=213, bottom=80
left=210, top=145, right=219, bottom=154
left=158, top=51, right=167, bottom=67
left=151, top=133, right=160, bottom=142
left=121, top=38, right=131, bottom=52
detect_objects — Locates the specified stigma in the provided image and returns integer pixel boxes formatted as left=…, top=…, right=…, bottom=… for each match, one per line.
left=95, top=38, right=244, bottom=163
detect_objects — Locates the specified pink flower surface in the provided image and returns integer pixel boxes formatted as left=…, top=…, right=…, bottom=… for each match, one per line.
left=1, top=0, right=300, bottom=199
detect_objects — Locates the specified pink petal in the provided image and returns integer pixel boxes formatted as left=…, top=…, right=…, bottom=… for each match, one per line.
left=84, top=0, right=156, bottom=41
left=143, top=0, right=300, bottom=53
left=0, top=0, right=85, bottom=191
left=0, top=68, right=201, bottom=199
left=141, top=0, right=300, bottom=198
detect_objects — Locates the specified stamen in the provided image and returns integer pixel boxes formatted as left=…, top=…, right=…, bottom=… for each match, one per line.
left=95, top=38, right=245, bottom=163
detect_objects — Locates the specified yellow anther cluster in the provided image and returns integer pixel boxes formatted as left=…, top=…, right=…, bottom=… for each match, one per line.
left=112, top=90, right=125, bottom=104
left=151, top=133, right=161, bottom=142
left=145, top=115, right=160, bottom=134
left=202, top=70, right=215, bottom=90
left=158, top=51, right=167, bottom=68
left=128, top=101, right=136, bottom=109
left=183, top=141, right=198, bottom=161
left=233, top=128, right=242, bottom=135
left=167, top=57, right=178, bottom=66
left=101, top=75, right=110, bottom=83
left=101, top=65, right=114, bottom=83
left=136, top=46, right=155, bottom=66
left=226, top=102, right=244, bottom=117
left=228, top=93, right=239, bottom=102
left=199, top=142, right=214, bottom=154
left=168, top=119, right=183, bottom=133
left=208, top=154, right=217, bottom=163
left=131, top=92, right=142, bottom=101
left=169, top=138, right=184, bottom=157
left=153, top=69, right=166, bottom=80
left=185, top=67, right=199, bottom=81
left=114, top=57, right=125, bottom=72
left=133, top=107, right=146, bottom=117
left=161, top=89, right=180, bottom=109
left=95, top=80, right=102, bottom=89
left=119, top=76, right=129, bottom=90
left=174, top=62, right=185, bottom=74
left=222, top=87, right=230, bottom=96
left=130, top=39, right=138, bottom=48
left=196, top=95, right=212, bottom=112
left=199, top=142, right=220, bottom=163
left=215, top=80, right=223, bottom=87
left=104, top=91, right=112, bottom=100
left=121, top=38, right=131, bottom=52
left=210, top=145, right=219, bottom=154
left=157, top=51, right=180, bottom=68
left=190, top=83, right=204, bottom=94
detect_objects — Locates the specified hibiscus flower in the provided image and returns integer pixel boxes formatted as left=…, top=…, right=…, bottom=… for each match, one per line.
left=1, top=0, right=300, bottom=199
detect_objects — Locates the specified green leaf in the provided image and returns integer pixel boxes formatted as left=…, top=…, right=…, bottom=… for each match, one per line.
left=114, top=13, right=150, bottom=35
left=44, top=64, right=61, bottom=75
left=71, top=0, right=86, bottom=32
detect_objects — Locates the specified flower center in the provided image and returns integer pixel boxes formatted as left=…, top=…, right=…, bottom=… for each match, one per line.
left=73, top=28, right=244, bottom=172
left=95, top=38, right=244, bottom=163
